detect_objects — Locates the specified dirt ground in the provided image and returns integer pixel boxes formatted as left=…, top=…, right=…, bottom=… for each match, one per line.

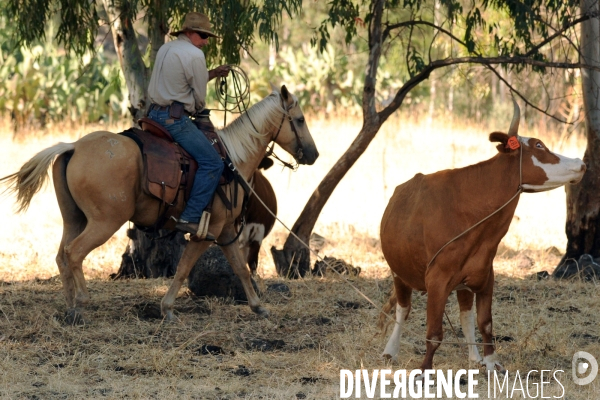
left=0, top=116, right=597, bottom=399
left=1, top=259, right=599, bottom=399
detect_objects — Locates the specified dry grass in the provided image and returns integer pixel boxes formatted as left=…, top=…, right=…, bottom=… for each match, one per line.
left=0, top=114, right=599, bottom=399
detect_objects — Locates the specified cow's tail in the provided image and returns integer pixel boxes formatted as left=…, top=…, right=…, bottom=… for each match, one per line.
left=377, top=288, right=397, bottom=335
left=0, top=142, right=75, bottom=213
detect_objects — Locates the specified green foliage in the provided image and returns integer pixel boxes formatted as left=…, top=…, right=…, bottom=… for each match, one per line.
left=3, top=0, right=302, bottom=66
left=0, top=19, right=127, bottom=129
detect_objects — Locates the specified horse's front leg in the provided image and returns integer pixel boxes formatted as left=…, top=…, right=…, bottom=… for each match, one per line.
left=161, top=240, right=213, bottom=321
left=219, top=224, right=269, bottom=318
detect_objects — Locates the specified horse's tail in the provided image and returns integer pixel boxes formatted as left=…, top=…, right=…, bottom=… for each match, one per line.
left=377, top=287, right=397, bottom=335
left=0, top=142, right=75, bottom=213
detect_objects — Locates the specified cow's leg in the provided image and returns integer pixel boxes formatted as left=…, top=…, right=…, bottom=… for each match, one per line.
left=219, top=225, right=268, bottom=317
left=63, top=219, right=124, bottom=324
left=247, top=240, right=261, bottom=275
left=421, top=278, right=453, bottom=370
left=382, top=276, right=412, bottom=361
left=161, top=240, right=213, bottom=321
left=475, top=270, right=505, bottom=372
left=457, top=289, right=483, bottom=363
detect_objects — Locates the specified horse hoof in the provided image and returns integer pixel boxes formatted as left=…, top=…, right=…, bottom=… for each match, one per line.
left=251, top=306, right=270, bottom=318
left=163, top=310, right=177, bottom=323
left=64, top=309, right=85, bottom=326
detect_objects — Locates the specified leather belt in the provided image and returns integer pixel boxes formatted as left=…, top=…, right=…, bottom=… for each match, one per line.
left=149, top=104, right=170, bottom=112
left=148, top=103, right=192, bottom=116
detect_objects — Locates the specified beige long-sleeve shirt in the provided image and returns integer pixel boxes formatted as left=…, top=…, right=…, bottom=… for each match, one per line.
left=148, top=34, right=209, bottom=114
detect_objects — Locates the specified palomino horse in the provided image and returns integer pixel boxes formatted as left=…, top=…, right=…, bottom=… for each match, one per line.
left=1, top=85, right=318, bottom=323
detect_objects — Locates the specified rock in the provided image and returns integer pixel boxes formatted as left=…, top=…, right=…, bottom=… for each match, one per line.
left=553, top=254, right=600, bottom=281
left=535, top=271, right=550, bottom=280
left=545, top=246, right=563, bottom=257
left=515, top=253, right=535, bottom=269
left=312, top=256, right=361, bottom=277
left=187, top=245, right=259, bottom=302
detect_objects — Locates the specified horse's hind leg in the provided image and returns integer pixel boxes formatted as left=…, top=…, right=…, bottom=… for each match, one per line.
left=56, top=220, right=85, bottom=310
left=53, top=153, right=86, bottom=313
left=64, top=219, right=126, bottom=309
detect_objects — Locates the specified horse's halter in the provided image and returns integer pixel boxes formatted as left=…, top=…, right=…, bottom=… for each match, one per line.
left=266, top=94, right=305, bottom=170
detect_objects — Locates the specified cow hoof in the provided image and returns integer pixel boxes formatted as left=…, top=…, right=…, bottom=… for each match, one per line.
left=163, top=310, right=177, bottom=323
left=382, top=353, right=398, bottom=362
left=251, top=306, right=270, bottom=318
left=481, top=355, right=505, bottom=374
left=64, top=308, right=86, bottom=326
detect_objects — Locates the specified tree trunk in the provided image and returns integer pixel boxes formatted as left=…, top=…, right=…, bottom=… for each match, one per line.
left=114, top=229, right=259, bottom=302
left=271, top=0, right=387, bottom=277
left=148, top=0, right=168, bottom=68
left=100, top=0, right=150, bottom=121
left=113, top=228, right=185, bottom=279
left=562, top=0, right=600, bottom=264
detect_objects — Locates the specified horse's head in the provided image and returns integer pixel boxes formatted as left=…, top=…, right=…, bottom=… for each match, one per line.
left=272, top=85, right=319, bottom=165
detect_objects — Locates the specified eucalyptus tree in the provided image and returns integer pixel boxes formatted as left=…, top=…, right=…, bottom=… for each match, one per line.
left=5, top=0, right=301, bottom=120
left=272, top=0, right=600, bottom=277
left=563, top=0, right=600, bottom=265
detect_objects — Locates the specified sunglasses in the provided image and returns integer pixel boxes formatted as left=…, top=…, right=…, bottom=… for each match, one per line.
left=198, top=32, right=209, bottom=39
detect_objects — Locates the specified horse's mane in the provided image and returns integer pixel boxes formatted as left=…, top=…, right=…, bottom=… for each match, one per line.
left=217, top=91, right=297, bottom=165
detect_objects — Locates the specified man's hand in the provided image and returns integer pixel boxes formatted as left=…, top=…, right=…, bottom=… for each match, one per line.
left=208, top=65, right=231, bottom=81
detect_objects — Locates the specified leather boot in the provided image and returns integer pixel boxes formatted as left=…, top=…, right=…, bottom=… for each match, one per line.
left=175, top=218, right=215, bottom=241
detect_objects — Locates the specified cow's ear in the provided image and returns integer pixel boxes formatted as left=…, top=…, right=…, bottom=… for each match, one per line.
left=489, top=132, right=511, bottom=153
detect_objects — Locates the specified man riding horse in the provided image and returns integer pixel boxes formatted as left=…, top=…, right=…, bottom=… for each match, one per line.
left=147, top=11, right=231, bottom=241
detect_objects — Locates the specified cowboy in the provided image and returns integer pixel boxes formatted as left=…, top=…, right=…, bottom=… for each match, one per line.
left=147, top=12, right=230, bottom=240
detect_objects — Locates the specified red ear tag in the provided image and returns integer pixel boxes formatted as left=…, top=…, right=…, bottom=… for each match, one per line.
left=506, top=136, right=520, bottom=150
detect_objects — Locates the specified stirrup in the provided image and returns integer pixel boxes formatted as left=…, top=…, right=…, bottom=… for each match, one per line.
left=196, top=211, right=211, bottom=240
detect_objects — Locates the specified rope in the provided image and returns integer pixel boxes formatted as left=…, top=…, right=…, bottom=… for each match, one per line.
left=242, top=138, right=525, bottom=351
left=236, top=173, right=383, bottom=310
left=212, top=64, right=254, bottom=129
left=426, top=338, right=495, bottom=346
left=213, top=65, right=296, bottom=170
left=425, top=144, right=524, bottom=270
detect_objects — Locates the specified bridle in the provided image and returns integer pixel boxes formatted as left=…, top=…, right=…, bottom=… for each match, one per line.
left=266, top=95, right=305, bottom=170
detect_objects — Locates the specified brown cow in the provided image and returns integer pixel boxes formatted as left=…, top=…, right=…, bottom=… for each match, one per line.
left=237, top=158, right=277, bottom=275
left=380, top=100, right=585, bottom=373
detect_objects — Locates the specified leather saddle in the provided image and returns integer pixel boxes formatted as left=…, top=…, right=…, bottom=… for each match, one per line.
left=120, top=116, right=232, bottom=230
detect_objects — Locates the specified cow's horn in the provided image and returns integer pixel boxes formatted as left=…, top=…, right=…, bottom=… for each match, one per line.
left=508, top=95, right=520, bottom=137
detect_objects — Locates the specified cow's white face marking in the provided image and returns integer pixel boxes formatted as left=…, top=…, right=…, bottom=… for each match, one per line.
left=519, top=136, right=585, bottom=192
left=522, top=153, right=585, bottom=192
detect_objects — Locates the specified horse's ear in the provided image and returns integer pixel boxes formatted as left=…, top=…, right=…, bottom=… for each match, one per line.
left=281, top=85, right=290, bottom=102
left=269, top=82, right=278, bottom=93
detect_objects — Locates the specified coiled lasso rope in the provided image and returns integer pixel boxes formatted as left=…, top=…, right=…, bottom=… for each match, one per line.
left=212, top=64, right=252, bottom=128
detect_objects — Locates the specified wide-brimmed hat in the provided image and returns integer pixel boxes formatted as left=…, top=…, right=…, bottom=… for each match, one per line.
left=170, top=12, right=220, bottom=38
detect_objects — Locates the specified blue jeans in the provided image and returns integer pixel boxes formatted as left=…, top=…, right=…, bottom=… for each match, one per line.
left=148, top=109, right=224, bottom=223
